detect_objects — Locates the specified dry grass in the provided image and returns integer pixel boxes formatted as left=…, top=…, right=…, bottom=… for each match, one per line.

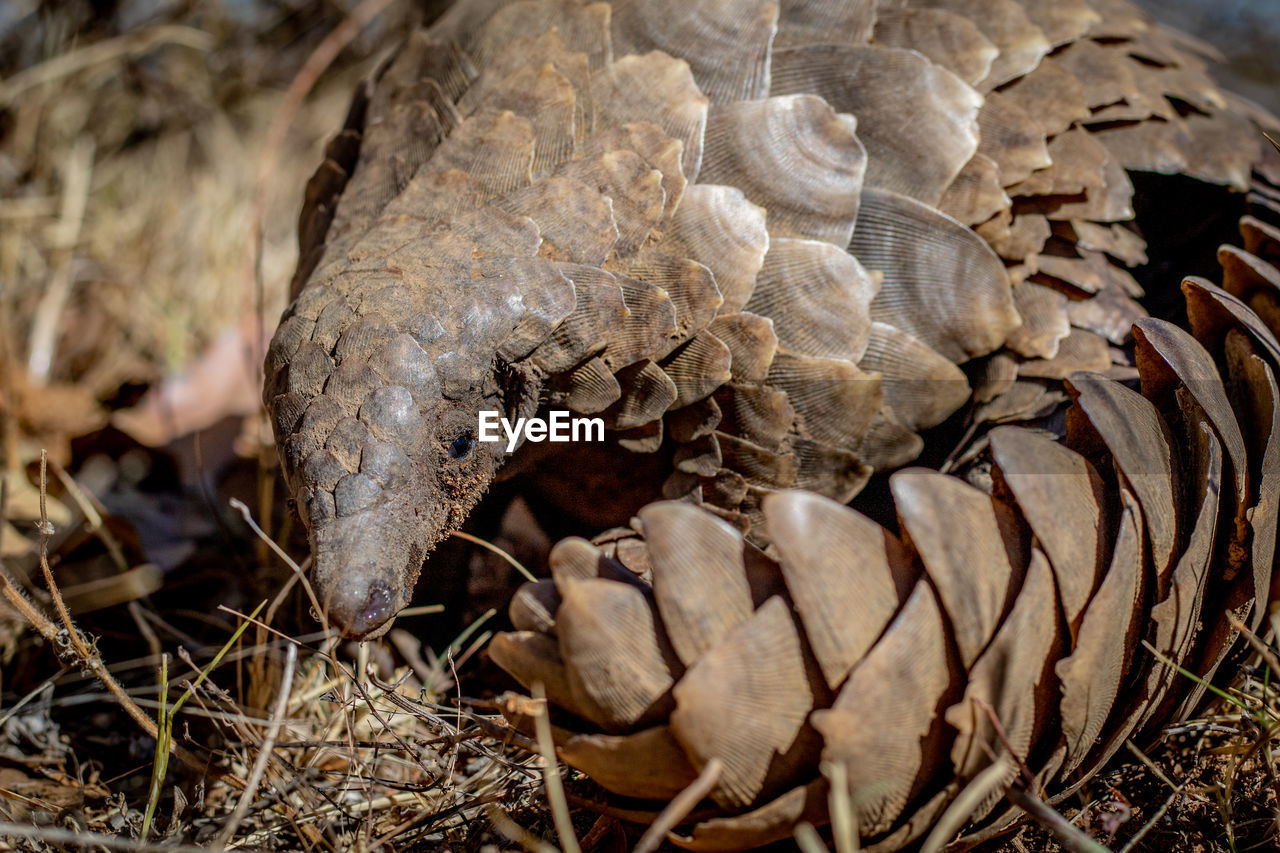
left=0, top=449, right=550, bottom=850
left=4, top=17, right=341, bottom=397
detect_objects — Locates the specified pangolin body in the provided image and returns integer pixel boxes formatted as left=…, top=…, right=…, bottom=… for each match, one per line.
left=265, top=0, right=1280, bottom=846
left=266, top=1, right=1270, bottom=638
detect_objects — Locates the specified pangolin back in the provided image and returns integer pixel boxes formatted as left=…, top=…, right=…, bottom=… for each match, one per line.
left=265, top=0, right=1275, bottom=705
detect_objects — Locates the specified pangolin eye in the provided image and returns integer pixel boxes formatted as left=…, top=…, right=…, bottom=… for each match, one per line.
left=448, top=431, right=476, bottom=460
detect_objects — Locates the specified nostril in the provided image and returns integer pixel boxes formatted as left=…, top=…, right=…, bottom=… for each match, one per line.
left=358, top=579, right=394, bottom=628
left=326, top=576, right=399, bottom=639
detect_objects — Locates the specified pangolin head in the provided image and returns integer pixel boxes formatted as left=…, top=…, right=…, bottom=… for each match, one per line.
left=302, top=393, right=506, bottom=640
left=265, top=277, right=524, bottom=639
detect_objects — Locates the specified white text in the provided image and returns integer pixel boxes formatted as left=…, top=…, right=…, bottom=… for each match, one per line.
left=477, top=410, right=605, bottom=453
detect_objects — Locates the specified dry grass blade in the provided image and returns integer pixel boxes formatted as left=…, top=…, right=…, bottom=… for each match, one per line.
left=214, top=641, right=298, bottom=847
left=1118, top=789, right=1183, bottom=853
left=1122, top=740, right=1186, bottom=799
left=920, top=763, right=1011, bottom=853
left=487, top=803, right=561, bottom=853
left=1227, top=611, right=1280, bottom=681
left=245, top=0, right=401, bottom=374
left=0, top=821, right=214, bottom=853
left=0, top=2, right=558, bottom=848
left=533, top=681, right=582, bottom=853
left=143, top=599, right=268, bottom=839
left=0, top=452, right=240, bottom=785
left=1004, top=787, right=1113, bottom=853
left=795, top=821, right=832, bottom=853
left=453, top=530, right=539, bottom=583
left=27, top=137, right=93, bottom=382
left=824, top=760, right=859, bottom=853
left=8, top=0, right=1280, bottom=849
left=48, top=456, right=129, bottom=572
left=230, top=497, right=326, bottom=628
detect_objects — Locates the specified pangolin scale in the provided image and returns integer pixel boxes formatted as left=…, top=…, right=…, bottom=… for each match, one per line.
left=265, top=0, right=1280, bottom=846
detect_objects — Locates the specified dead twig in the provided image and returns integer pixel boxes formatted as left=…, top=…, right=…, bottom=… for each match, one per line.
left=1005, top=787, right=1113, bottom=853
left=1228, top=612, right=1280, bottom=687
left=229, top=497, right=325, bottom=627
left=0, top=451, right=241, bottom=787
left=1119, top=789, right=1182, bottom=853
left=967, top=698, right=1114, bottom=851
left=634, top=757, right=724, bottom=853
left=0, top=821, right=214, bottom=853
left=532, top=682, right=582, bottom=853
left=920, top=763, right=1011, bottom=853
left=972, top=697, right=1045, bottom=798
left=486, top=803, right=560, bottom=853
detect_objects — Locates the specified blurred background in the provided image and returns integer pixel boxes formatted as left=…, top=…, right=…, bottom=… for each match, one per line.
left=0, top=1, right=439, bottom=600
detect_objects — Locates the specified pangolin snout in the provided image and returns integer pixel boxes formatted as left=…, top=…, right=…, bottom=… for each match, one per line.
left=309, top=504, right=422, bottom=639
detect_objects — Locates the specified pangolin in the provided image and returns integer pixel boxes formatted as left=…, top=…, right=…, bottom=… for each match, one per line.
left=265, top=0, right=1276, bottom=649
left=265, top=0, right=1280, bottom=845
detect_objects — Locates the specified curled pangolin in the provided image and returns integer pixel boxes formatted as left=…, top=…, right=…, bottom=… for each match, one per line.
left=491, top=271, right=1280, bottom=849
left=266, top=0, right=1278, bottom=638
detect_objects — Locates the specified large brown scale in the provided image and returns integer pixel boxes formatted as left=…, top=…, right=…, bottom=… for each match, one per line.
left=264, top=0, right=1280, bottom=846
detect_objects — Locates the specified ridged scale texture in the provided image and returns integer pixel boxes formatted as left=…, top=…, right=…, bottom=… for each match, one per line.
left=265, top=0, right=1272, bottom=644
left=493, top=229, right=1280, bottom=846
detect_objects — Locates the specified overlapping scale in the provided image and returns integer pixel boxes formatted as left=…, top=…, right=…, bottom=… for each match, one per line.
left=772, top=44, right=981, bottom=207
left=814, top=578, right=956, bottom=837
left=906, top=0, right=1051, bottom=89
left=609, top=0, right=778, bottom=105
left=744, top=238, right=877, bottom=363
left=855, top=188, right=1019, bottom=363
left=591, top=51, right=709, bottom=182
left=656, top=184, right=769, bottom=314
left=857, top=323, right=971, bottom=432
left=774, top=0, right=875, bottom=50
left=701, top=95, right=865, bottom=248
left=493, top=201, right=1280, bottom=849
left=466, top=0, right=612, bottom=72
left=872, top=8, right=996, bottom=87
left=553, top=150, right=664, bottom=258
